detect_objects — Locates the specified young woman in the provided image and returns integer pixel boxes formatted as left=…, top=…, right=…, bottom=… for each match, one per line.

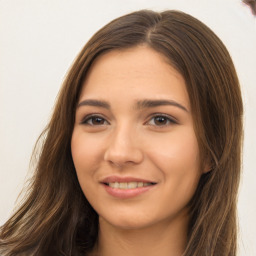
left=0, top=10, right=243, bottom=256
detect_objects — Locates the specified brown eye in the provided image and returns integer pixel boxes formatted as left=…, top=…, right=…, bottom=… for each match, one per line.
left=147, top=115, right=177, bottom=126
left=81, top=115, right=108, bottom=126
left=154, top=116, right=168, bottom=125
left=91, top=117, right=105, bottom=125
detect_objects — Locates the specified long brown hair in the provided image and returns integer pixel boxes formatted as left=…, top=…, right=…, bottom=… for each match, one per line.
left=0, top=10, right=243, bottom=256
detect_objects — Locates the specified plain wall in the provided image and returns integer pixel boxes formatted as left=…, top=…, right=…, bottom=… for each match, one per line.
left=0, top=0, right=255, bottom=255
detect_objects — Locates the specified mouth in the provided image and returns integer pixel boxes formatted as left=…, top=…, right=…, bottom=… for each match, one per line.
left=104, top=181, right=156, bottom=189
left=100, top=176, right=157, bottom=199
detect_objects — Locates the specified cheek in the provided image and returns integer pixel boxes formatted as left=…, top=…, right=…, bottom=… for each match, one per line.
left=146, top=127, right=200, bottom=170
left=71, top=131, right=103, bottom=183
left=145, top=128, right=201, bottom=204
left=71, top=132, right=103, bottom=207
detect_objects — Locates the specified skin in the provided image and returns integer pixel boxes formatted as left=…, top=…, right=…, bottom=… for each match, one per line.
left=71, top=46, right=208, bottom=256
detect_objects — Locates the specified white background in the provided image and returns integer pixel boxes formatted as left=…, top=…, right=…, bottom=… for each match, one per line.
left=0, top=0, right=255, bottom=255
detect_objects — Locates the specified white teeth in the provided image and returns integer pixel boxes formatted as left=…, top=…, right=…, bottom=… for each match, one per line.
left=108, top=182, right=153, bottom=189
left=137, top=182, right=143, bottom=187
left=127, top=182, right=137, bottom=189
left=120, top=182, right=127, bottom=189
left=114, top=182, right=119, bottom=188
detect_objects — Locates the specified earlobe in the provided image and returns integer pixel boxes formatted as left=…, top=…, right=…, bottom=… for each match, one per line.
left=202, top=158, right=213, bottom=174
left=203, top=166, right=212, bottom=174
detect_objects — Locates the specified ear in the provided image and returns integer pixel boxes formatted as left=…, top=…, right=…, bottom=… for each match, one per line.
left=202, top=157, right=213, bottom=174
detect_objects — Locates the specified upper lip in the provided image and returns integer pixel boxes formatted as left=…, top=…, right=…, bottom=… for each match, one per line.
left=100, top=176, right=157, bottom=184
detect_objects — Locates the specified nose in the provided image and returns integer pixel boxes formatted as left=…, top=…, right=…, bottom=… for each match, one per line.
left=104, top=125, right=144, bottom=167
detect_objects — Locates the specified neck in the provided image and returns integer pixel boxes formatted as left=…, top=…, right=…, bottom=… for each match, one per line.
left=91, top=214, right=188, bottom=256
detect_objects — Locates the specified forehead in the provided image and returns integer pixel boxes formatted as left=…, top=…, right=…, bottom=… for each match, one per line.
left=80, top=46, right=190, bottom=110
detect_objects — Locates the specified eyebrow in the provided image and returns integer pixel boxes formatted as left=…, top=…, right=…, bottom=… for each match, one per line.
left=136, top=99, right=188, bottom=112
left=77, top=99, right=188, bottom=112
left=77, top=99, right=111, bottom=109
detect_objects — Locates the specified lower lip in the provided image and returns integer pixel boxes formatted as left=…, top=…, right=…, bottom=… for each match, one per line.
left=102, top=184, right=156, bottom=199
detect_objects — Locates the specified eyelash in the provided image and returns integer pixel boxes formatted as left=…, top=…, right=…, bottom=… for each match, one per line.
left=146, top=114, right=177, bottom=127
left=80, top=114, right=109, bottom=126
left=80, top=114, right=177, bottom=127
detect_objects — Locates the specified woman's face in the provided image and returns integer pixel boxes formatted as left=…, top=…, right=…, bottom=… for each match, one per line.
left=71, top=46, right=207, bottom=229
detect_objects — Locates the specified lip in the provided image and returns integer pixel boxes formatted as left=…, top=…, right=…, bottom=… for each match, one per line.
left=100, top=176, right=157, bottom=199
left=101, top=175, right=156, bottom=184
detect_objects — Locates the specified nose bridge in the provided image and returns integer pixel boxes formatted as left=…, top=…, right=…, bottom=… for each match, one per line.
left=104, top=121, right=143, bottom=166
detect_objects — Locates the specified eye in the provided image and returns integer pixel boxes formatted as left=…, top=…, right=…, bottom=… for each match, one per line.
left=81, top=115, right=109, bottom=126
left=147, top=114, right=177, bottom=126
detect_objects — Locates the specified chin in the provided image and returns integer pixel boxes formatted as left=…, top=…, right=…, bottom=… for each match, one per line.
left=99, top=212, right=165, bottom=231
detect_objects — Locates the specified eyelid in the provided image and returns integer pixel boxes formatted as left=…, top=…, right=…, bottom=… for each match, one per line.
left=80, top=114, right=110, bottom=125
left=145, top=113, right=178, bottom=126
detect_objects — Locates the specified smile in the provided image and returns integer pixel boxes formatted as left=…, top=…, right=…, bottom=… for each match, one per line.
left=100, top=177, right=157, bottom=199
left=106, top=182, right=154, bottom=189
